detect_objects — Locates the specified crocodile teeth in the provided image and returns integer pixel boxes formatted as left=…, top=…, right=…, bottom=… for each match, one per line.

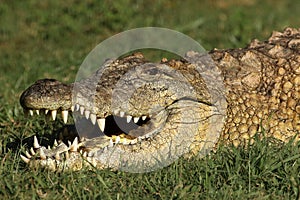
left=85, top=110, right=90, bottom=119
left=51, top=110, right=57, bottom=121
left=39, top=148, right=46, bottom=160
left=69, top=137, right=78, bottom=152
left=80, top=137, right=86, bottom=142
left=20, top=155, right=30, bottom=163
left=62, top=110, right=68, bottom=124
left=71, top=105, right=74, bottom=112
left=33, top=136, right=41, bottom=149
left=130, top=139, right=138, bottom=145
left=55, top=153, right=60, bottom=160
left=126, top=116, right=132, bottom=123
left=113, top=110, right=119, bottom=115
left=90, top=114, right=97, bottom=125
left=97, top=118, right=105, bottom=132
left=75, top=104, right=80, bottom=111
left=115, top=136, right=120, bottom=144
left=53, top=139, right=58, bottom=147
left=30, top=147, right=35, bottom=155
left=121, top=138, right=129, bottom=145
left=120, top=111, right=125, bottom=117
left=36, top=110, right=40, bottom=115
left=29, top=110, right=34, bottom=116
left=133, top=117, right=139, bottom=123
left=142, top=116, right=147, bottom=120
left=109, top=139, right=114, bottom=147
left=80, top=106, right=85, bottom=115
left=82, top=151, right=87, bottom=157
left=45, top=110, right=49, bottom=115
left=25, top=151, right=32, bottom=159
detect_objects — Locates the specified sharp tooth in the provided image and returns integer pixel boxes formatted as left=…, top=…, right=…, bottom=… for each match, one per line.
left=126, top=116, right=132, bottom=123
left=62, top=110, right=68, bottom=124
left=45, top=110, right=49, bottom=115
left=121, top=138, right=128, bottom=145
left=130, top=139, right=138, bottom=144
left=133, top=117, right=139, bottom=123
left=142, top=116, right=147, bottom=120
left=51, top=110, right=57, bottom=121
left=33, top=136, right=40, bottom=149
left=73, top=137, right=78, bottom=145
left=97, top=118, right=105, bottom=132
left=48, top=146, right=51, bottom=150
left=70, top=137, right=78, bottom=151
left=55, top=153, right=60, bottom=160
left=120, top=111, right=125, bottom=117
left=39, top=148, right=46, bottom=160
left=115, top=136, right=120, bottom=144
left=75, top=104, right=80, bottom=111
left=113, top=110, right=119, bottom=115
left=68, top=140, right=72, bottom=147
left=90, top=114, right=97, bottom=125
left=71, top=105, right=74, bottom=112
left=80, top=149, right=83, bottom=154
left=30, top=147, right=35, bottom=155
left=36, top=110, right=40, bottom=115
left=80, top=106, right=85, bottom=115
left=20, top=155, right=30, bottom=163
left=80, top=137, right=86, bottom=142
left=83, top=151, right=87, bottom=157
left=25, top=151, right=32, bottom=158
left=109, top=139, right=113, bottom=147
left=53, top=139, right=58, bottom=147
left=29, top=110, right=34, bottom=116
left=85, top=110, right=90, bottom=119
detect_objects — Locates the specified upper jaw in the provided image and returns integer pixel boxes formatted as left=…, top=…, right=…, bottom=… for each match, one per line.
left=20, top=78, right=73, bottom=112
left=21, top=86, right=169, bottom=141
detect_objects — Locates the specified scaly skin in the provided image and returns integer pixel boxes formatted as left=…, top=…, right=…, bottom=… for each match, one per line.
left=20, top=28, right=300, bottom=172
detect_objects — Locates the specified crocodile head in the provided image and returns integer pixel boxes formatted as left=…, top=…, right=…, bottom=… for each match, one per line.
left=20, top=52, right=225, bottom=172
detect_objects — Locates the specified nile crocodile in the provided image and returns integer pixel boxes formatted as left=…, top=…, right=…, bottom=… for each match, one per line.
left=20, top=28, right=300, bottom=172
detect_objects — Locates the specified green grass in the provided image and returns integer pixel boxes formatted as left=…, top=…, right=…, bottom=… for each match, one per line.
left=1, top=0, right=300, bottom=199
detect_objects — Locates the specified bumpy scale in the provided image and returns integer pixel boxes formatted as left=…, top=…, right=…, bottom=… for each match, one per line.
left=20, top=28, right=300, bottom=171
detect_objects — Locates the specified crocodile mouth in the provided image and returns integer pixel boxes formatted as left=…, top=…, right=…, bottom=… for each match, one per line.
left=23, top=102, right=167, bottom=147
left=72, top=103, right=165, bottom=145
left=21, top=101, right=170, bottom=169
